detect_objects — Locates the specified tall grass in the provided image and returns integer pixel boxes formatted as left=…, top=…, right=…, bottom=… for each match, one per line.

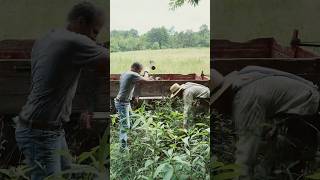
left=110, top=48, right=210, bottom=75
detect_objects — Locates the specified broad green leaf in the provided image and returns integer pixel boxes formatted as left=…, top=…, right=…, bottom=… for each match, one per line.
left=217, top=164, right=241, bottom=171
left=192, top=157, right=200, bottom=166
left=184, top=147, right=191, bottom=156
left=168, top=148, right=173, bottom=157
left=163, top=164, right=174, bottom=180
left=77, top=151, right=93, bottom=163
left=307, top=172, right=320, bottom=179
left=182, top=137, right=189, bottom=147
left=162, top=150, right=169, bottom=157
left=212, top=161, right=224, bottom=169
left=137, top=167, right=147, bottom=173
left=154, top=156, right=160, bottom=162
left=145, top=160, right=154, bottom=168
left=213, top=172, right=241, bottom=180
left=195, top=123, right=208, bottom=127
left=173, top=156, right=191, bottom=167
left=153, top=163, right=168, bottom=178
left=132, top=118, right=142, bottom=129
left=0, top=169, right=11, bottom=177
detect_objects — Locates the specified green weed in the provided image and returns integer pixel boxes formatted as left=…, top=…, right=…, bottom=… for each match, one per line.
left=110, top=99, right=210, bottom=179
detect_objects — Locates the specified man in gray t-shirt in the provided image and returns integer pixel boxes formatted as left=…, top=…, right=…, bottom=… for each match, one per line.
left=15, top=2, right=108, bottom=179
left=19, top=28, right=107, bottom=127
left=115, top=62, right=151, bottom=150
left=116, top=70, right=144, bottom=102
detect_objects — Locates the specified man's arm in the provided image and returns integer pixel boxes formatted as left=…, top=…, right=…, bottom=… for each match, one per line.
left=86, top=52, right=108, bottom=75
left=136, top=71, right=153, bottom=82
left=71, top=35, right=108, bottom=74
left=232, top=89, right=266, bottom=177
left=183, top=91, right=194, bottom=128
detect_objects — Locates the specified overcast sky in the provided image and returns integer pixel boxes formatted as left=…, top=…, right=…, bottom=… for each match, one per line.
left=110, top=0, right=210, bottom=34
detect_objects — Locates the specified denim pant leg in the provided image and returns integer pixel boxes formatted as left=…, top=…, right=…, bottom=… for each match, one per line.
left=114, top=101, right=131, bottom=148
left=15, top=127, right=71, bottom=180
left=59, top=131, right=72, bottom=171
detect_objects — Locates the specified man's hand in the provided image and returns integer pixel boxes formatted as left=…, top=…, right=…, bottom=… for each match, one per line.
left=133, top=96, right=139, bottom=104
left=138, top=71, right=154, bottom=82
left=143, top=70, right=149, bottom=78
left=80, top=111, right=93, bottom=129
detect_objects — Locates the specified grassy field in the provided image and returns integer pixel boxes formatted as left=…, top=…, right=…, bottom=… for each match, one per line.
left=110, top=48, right=210, bottom=75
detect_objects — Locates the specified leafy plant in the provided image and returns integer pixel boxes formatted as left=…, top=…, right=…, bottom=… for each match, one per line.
left=307, top=170, right=320, bottom=179
left=111, top=99, right=210, bottom=179
left=212, top=161, right=241, bottom=180
left=0, top=165, right=31, bottom=180
left=212, top=109, right=320, bottom=180
left=44, top=128, right=109, bottom=180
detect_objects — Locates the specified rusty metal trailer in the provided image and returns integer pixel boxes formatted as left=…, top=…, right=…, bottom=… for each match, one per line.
left=110, top=74, right=209, bottom=99
left=211, top=37, right=320, bottom=84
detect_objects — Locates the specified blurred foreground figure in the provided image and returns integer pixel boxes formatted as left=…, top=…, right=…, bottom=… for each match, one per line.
left=15, top=2, right=108, bottom=179
left=114, top=62, right=152, bottom=150
left=211, top=66, right=320, bottom=180
left=170, top=82, right=210, bottom=128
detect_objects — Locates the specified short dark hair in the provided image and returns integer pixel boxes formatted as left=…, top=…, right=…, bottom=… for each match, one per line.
left=131, top=62, right=143, bottom=70
left=67, top=1, right=104, bottom=25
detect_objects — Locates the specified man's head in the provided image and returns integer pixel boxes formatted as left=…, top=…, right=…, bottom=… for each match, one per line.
left=67, top=1, right=105, bottom=41
left=170, top=83, right=184, bottom=99
left=131, top=62, right=143, bottom=74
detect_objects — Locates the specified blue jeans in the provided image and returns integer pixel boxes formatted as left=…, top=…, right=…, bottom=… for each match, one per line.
left=114, top=99, right=132, bottom=149
left=15, top=126, right=71, bottom=180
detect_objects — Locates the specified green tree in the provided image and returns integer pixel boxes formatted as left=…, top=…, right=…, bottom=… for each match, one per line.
left=110, top=24, right=209, bottom=52
left=146, top=27, right=169, bottom=49
left=183, top=30, right=197, bottom=47
left=197, top=24, right=210, bottom=47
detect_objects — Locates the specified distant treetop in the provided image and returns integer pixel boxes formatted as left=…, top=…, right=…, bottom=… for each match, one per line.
left=111, top=25, right=209, bottom=52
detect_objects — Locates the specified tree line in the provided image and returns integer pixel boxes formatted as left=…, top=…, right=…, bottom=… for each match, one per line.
left=110, top=24, right=210, bottom=52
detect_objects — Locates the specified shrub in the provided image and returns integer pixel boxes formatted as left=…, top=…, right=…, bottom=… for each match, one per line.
left=110, top=99, right=210, bottom=179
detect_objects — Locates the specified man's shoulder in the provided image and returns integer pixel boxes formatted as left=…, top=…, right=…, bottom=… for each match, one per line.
left=184, top=82, right=207, bottom=89
left=35, top=29, right=70, bottom=46
left=41, top=28, right=93, bottom=46
left=123, top=71, right=140, bottom=77
left=120, top=71, right=143, bottom=84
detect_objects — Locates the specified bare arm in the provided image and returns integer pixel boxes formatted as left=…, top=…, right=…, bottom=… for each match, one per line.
left=86, top=53, right=108, bottom=75
left=136, top=71, right=153, bottom=82
left=71, top=34, right=108, bottom=75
